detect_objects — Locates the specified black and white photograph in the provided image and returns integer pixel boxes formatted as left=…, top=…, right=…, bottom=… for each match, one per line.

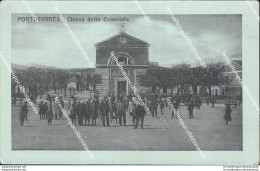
left=10, top=13, right=243, bottom=151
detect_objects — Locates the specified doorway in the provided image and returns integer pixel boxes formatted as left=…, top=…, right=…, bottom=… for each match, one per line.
left=117, top=81, right=127, bottom=97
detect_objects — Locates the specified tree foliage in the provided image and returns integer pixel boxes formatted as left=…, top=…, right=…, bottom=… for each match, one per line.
left=12, top=66, right=103, bottom=99
left=139, top=62, right=227, bottom=96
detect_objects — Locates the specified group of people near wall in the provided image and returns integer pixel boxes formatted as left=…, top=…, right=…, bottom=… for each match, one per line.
left=67, top=94, right=146, bottom=129
left=17, top=93, right=236, bottom=127
left=36, top=94, right=147, bottom=129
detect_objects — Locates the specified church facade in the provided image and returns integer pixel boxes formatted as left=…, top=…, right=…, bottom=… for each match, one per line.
left=95, top=31, right=151, bottom=97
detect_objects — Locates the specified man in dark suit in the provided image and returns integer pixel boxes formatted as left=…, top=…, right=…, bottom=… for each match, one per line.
left=39, top=101, right=44, bottom=119
left=92, top=96, right=100, bottom=126
left=84, top=100, right=91, bottom=126
left=151, top=96, right=158, bottom=117
left=135, top=102, right=146, bottom=129
left=78, top=102, right=85, bottom=126
left=188, top=98, right=195, bottom=119
left=101, top=97, right=110, bottom=127
left=58, top=96, right=64, bottom=118
left=116, top=97, right=126, bottom=126
left=19, top=101, right=28, bottom=126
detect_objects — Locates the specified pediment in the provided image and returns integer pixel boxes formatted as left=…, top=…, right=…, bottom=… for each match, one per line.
left=95, top=33, right=149, bottom=47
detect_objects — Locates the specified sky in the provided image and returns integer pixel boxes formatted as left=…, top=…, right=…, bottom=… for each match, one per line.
left=12, top=14, right=242, bottom=68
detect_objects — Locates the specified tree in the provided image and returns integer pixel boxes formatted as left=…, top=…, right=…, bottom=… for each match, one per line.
left=139, top=68, right=167, bottom=94
left=222, top=75, right=234, bottom=103
left=188, top=67, right=202, bottom=96
left=199, top=62, right=226, bottom=97
left=59, top=70, right=71, bottom=98
left=12, top=69, right=28, bottom=105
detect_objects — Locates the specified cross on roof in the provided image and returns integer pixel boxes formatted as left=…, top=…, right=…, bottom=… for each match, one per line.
left=120, top=23, right=126, bottom=34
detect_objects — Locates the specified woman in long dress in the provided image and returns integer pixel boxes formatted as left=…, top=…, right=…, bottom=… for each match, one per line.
left=224, top=104, right=232, bottom=125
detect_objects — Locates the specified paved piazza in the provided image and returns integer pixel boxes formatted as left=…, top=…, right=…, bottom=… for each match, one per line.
left=12, top=101, right=242, bottom=151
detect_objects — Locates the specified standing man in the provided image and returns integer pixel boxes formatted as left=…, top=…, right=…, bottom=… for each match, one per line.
left=58, top=96, right=64, bottom=118
left=39, top=101, right=44, bottom=120
left=159, top=98, right=164, bottom=115
left=102, top=97, right=110, bottom=127
left=212, top=95, right=215, bottom=108
left=188, top=98, right=195, bottom=119
left=78, top=102, right=85, bottom=126
left=100, top=99, right=105, bottom=122
left=70, top=106, right=77, bottom=126
left=196, top=96, right=201, bottom=110
left=122, top=96, right=128, bottom=113
left=85, top=100, right=91, bottom=126
left=72, top=97, right=77, bottom=109
left=117, top=97, right=126, bottom=126
left=51, top=98, right=58, bottom=120
left=68, top=96, right=72, bottom=110
left=75, top=101, right=81, bottom=124
left=46, top=106, right=53, bottom=125
left=128, top=98, right=136, bottom=126
left=42, top=102, right=48, bottom=119
left=206, top=97, right=210, bottom=105
left=109, top=98, right=113, bottom=121
left=224, top=104, right=232, bottom=125
left=92, top=96, right=100, bottom=126
left=19, top=101, right=28, bottom=126
left=111, top=94, right=115, bottom=104
left=135, top=102, right=146, bottom=129
left=151, top=97, right=158, bottom=118
left=171, top=98, right=178, bottom=119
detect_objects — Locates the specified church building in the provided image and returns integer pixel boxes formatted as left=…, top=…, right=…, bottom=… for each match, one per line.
left=95, top=28, right=151, bottom=98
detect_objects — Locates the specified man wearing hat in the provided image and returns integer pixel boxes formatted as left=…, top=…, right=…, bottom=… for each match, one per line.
left=19, top=101, right=28, bottom=126
left=101, top=97, right=110, bottom=127
left=117, top=97, right=127, bottom=126
left=92, top=95, right=100, bottom=126
left=135, top=100, right=146, bottom=129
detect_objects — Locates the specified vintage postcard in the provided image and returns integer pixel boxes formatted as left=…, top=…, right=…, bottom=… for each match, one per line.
left=0, top=0, right=259, bottom=165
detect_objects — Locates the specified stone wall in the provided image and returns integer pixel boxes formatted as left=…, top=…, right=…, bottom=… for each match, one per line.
left=95, top=68, right=109, bottom=98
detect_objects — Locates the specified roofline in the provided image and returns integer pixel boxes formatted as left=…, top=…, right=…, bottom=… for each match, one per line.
left=95, top=32, right=150, bottom=46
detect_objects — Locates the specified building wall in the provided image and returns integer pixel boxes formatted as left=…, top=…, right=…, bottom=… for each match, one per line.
left=95, top=68, right=109, bottom=98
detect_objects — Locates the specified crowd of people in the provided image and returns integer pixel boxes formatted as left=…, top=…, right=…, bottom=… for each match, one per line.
left=17, top=93, right=238, bottom=128
left=25, top=94, right=147, bottom=129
